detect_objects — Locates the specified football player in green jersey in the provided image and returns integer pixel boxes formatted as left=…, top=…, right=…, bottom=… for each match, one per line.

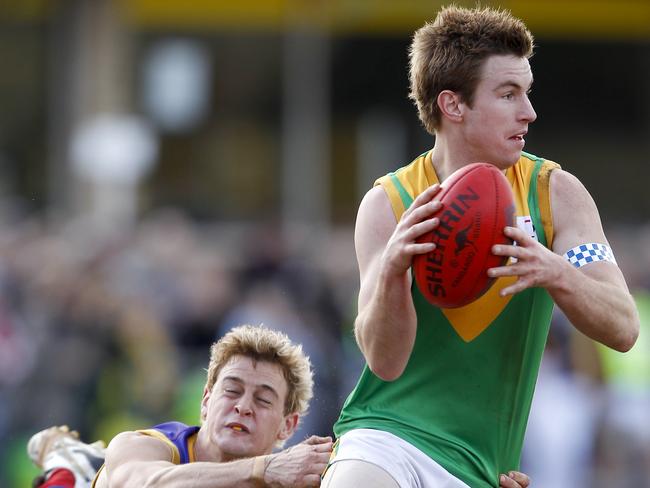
left=324, top=4, right=639, bottom=488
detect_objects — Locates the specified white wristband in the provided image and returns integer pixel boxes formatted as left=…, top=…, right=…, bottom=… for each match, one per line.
left=251, top=455, right=267, bottom=487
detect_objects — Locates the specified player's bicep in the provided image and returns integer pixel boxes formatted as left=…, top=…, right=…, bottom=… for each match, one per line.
left=550, top=169, right=627, bottom=286
left=550, top=169, right=607, bottom=253
left=354, top=186, right=399, bottom=309
left=105, top=432, right=175, bottom=487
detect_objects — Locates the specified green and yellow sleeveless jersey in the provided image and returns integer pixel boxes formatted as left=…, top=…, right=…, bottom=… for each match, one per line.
left=334, top=151, right=560, bottom=488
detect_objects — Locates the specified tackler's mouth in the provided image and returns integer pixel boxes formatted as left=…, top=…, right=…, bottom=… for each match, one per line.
left=227, top=423, right=250, bottom=433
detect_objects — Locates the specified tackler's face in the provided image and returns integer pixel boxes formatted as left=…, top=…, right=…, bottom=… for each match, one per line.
left=458, top=54, right=537, bottom=169
left=200, top=355, right=297, bottom=462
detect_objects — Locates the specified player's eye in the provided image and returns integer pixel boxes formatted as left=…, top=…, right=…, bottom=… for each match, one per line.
left=256, top=397, right=272, bottom=406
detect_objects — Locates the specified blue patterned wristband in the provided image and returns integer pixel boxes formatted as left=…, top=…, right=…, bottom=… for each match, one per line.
left=563, top=243, right=617, bottom=268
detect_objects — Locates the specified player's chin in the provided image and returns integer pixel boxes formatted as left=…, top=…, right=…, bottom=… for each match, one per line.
left=485, top=159, right=515, bottom=173
left=492, top=146, right=523, bottom=168
left=497, top=153, right=521, bottom=169
left=217, top=438, right=257, bottom=459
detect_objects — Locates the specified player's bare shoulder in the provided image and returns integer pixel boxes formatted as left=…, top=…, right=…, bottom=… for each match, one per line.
left=104, top=430, right=174, bottom=472
left=354, top=186, right=398, bottom=258
left=357, top=185, right=397, bottom=228
left=107, top=430, right=173, bottom=458
left=550, top=168, right=597, bottom=210
left=97, top=431, right=174, bottom=488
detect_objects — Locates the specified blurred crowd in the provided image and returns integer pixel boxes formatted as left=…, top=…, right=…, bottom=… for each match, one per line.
left=0, top=202, right=361, bottom=486
left=0, top=202, right=648, bottom=487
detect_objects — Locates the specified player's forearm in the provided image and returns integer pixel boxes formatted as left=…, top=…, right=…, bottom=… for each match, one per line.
left=550, top=264, right=639, bottom=352
left=355, top=269, right=418, bottom=381
left=113, top=458, right=261, bottom=488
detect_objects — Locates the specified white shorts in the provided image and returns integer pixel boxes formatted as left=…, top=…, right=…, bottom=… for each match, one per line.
left=329, top=429, right=470, bottom=488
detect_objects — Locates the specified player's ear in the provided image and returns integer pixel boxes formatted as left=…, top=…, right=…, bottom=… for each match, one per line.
left=277, top=412, right=299, bottom=441
left=200, top=385, right=211, bottom=422
left=438, top=90, right=463, bottom=123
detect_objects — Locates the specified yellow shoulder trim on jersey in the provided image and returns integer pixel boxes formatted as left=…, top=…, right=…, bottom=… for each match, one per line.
left=505, top=163, right=531, bottom=219
left=374, top=151, right=435, bottom=221
left=375, top=173, right=408, bottom=221
left=537, top=160, right=561, bottom=249
left=187, top=431, right=198, bottom=463
left=137, top=429, right=181, bottom=464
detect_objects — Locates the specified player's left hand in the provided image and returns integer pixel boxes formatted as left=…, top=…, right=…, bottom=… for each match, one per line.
left=499, top=470, right=531, bottom=488
left=488, top=225, right=567, bottom=296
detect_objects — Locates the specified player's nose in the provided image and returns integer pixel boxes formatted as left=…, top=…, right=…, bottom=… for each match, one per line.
left=234, top=400, right=253, bottom=416
left=521, top=95, right=536, bottom=123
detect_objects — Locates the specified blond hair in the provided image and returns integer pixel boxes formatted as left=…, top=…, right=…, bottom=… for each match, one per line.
left=409, top=5, right=534, bottom=134
left=205, top=324, right=313, bottom=417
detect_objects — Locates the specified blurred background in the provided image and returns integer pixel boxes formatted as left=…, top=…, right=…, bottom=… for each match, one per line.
left=0, top=0, right=648, bottom=486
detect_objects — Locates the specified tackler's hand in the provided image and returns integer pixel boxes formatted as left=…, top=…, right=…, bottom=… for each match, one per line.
left=264, top=436, right=333, bottom=488
left=499, top=470, right=531, bottom=488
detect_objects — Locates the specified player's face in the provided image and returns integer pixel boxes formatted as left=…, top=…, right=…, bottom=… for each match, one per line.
left=459, top=54, right=536, bottom=169
left=200, top=355, right=297, bottom=462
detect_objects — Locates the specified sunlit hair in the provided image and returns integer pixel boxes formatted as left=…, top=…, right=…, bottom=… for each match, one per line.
left=205, top=324, right=313, bottom=418
left=409, top=5, right=534, bottom=134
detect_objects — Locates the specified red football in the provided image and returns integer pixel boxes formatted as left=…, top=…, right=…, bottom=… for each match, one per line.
left=413, top=162, right=515, bottom=308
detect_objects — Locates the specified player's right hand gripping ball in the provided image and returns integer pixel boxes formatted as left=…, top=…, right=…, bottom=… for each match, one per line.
left=413, top=163, right=515, bottom=308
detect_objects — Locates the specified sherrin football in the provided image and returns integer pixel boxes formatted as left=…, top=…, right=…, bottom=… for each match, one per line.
left=413, top=162, right=515, bottom=309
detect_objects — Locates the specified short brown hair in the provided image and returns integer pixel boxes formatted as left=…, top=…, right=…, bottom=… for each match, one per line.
left=205, top=324, right=313, bottom=417
left=409, top=5, right=534, bottom=134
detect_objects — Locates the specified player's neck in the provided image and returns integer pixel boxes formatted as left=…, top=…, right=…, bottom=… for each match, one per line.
left=430, top=135, right=513, bottom=181
left=429, top=138, right=473, bottom=183
left=194, top=428, right=224, bottom=463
